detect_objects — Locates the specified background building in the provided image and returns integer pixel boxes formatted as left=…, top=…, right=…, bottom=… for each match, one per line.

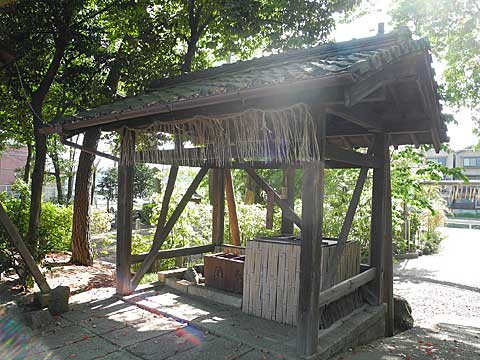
left=426, top=146, right=480, bottom=213
left=0, top=147, right=28, bottom=193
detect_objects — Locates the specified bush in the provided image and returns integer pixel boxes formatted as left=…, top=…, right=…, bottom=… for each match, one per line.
left=139, top=203, right=156, bottom=225
left=421, top=230, right=443, bottom=255
left=91, top=209, right=113, bottom=234
left=0, top=193, right=73, bottom=257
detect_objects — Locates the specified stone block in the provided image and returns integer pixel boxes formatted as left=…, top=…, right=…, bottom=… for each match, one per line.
left=48, top=286, right=70, bottom=315
left=165, top=277, right=191, bottom=293
left=34, top=292, right=50, bottom=308
left=157, top=268, right=187, bottom=283
left=26, top=309, right=54, bottom=329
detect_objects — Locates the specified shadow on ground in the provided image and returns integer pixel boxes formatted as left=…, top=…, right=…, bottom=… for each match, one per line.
left=0, top=284, right=295, bottom=360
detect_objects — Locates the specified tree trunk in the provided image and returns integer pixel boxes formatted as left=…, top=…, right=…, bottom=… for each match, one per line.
left=51, top=150, right=64, bottom=204
left=70, top=128, right=101, bottom=265
left=91, top=165, right=96, bottom=206
left=244, top=174, right=258, bottom=204
left=26, top=125, right=47, bottom=260
left=23, top=142, right=32, bottom=183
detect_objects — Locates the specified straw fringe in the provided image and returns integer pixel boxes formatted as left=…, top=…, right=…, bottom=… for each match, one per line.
left=131, top=103, right=320, bottom=166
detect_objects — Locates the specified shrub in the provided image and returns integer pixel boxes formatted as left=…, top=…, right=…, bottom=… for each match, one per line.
left=139, top=203, right=156, bottom=225
left=91, top=209, right=113, bottom=234
left=0, top=193, right=73, bottom=257
left=38, top=202, right=73, bottom=254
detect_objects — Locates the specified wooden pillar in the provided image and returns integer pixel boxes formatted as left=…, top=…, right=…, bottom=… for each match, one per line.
left=384, top=144, right=394, bottom=336
left=211, top=168, right=225, bottom=246
left=225, top=169, right=241, bottom=246
left=296, top=113, right=325, bottom=356
left=116, top=128, right=135, bottom=295
left=281, top=167, right=296, bottom=234
left=369, top=133, right=387, bottom=304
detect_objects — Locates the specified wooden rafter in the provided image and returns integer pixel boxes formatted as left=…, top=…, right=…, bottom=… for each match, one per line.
left=326, top=105, right=382, bottom=131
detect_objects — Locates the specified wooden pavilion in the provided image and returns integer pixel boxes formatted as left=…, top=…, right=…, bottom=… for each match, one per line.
left=43, top=27, right=447, bottom=357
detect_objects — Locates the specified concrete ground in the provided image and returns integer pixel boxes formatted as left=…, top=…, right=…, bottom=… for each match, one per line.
left=333, top=227, right=480, bottom=360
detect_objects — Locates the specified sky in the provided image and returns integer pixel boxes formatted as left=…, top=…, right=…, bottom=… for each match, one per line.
left=331, top=1, right=478, bottom=151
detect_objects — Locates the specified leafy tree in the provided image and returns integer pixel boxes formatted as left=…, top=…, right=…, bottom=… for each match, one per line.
left=97, top=167, right=118, bottom=212
left=390, top=0, right=480, bottom=121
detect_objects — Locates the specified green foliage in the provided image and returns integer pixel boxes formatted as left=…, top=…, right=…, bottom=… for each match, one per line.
left=91, top=209, right=114, bottom=234
left=38, top=202, right=73, bottom=254
left=421, top=230, right=444, bottom=255
left=97, top=165, right=159, bottom=202
left=390, top=0, right=480, bottom=119
left=139, top=203, right=156, bottom=225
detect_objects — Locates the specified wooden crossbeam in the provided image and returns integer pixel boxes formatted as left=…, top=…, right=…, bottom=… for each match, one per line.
left=243, top=166, right=302, bottom=229
left=326, top=106, right=382, bottom=131
left=325, top=144, right=381, bottom=168
left=130, top=244, right=215, bottom=263
left=131, top=166, right=209, bottom=289
left=319, top=268, right=376, bottom=307
left=137, top=143, right=379, bottom=169
left=0, top=203, right=51, bottom=294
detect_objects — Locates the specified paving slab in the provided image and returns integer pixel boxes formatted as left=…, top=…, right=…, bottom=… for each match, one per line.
left=50, top=336, right=118, bottom=360
left=96, top=350, right=144, bottom=360
left=158, top=335, right=253, bottom=360
left=32, top=324, right=96, bottom=350
left=126, top=330, right=202, bottom=360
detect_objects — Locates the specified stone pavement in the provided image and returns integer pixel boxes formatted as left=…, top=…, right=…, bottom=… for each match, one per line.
left=1, top=285, right=295, bottom=360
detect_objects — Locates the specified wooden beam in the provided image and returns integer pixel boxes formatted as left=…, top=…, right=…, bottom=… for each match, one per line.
left=116, top=129, right=135, bottom=295
left=224, top=169, right=240, bottom=246
left=322, top=146, right=372, bottom=290
left=281, top=167, right=296, bottom=234
left=326, top=106, right=382, bottom=131
left=0, top=203, right=51, bottom=294
left=61, top=137, right=119, bottom=162
left=266, top=190, right=274, bottom=229
left=211, top=168, right=225, bottom=246
left=369, top=133, right=388, bottom=304
left=325, top=143, right=381, bottom=168
left=130, top=244, right=215, bottom=263
left=296, top=114, right=325, bottom=356
left=154, top=165, right=179, bottom=241
left=383, top=147, right=394, bottom=336
left=319, top=268, right=376, bottom=307
left=131, top=166, right=209, bottom=289
left=243, top=166, right=302, bottom=229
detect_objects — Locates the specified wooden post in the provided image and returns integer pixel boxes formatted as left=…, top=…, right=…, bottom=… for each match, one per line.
left=224, top=169, right=241, bottom=246
left=384, top=145, right=394, bottom=336
left=369, top=133, right=387, bottom=304
left=116, top=128, right=135, bottom=295
left=296, top=113, right=325, bottom=356
left=0, top=203, right=51, bottom=294
left=212, top=168, right=225, bottom=246
left=281, top=167, right=295, bottom=234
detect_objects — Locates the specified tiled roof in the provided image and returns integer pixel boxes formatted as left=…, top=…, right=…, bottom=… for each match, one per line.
left=56, top=27, right=431, bottom=126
